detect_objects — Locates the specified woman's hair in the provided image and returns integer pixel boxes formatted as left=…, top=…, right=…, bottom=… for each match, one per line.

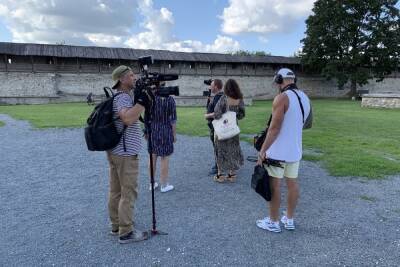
left=224, top=79, right=243, bottom=100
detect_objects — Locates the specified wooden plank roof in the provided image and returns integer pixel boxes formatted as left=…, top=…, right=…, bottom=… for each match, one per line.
left=0, top=42, right=300, bottom=65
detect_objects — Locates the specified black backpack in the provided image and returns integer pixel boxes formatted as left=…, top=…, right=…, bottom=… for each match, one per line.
left=84, top=87, right=126, bottom=151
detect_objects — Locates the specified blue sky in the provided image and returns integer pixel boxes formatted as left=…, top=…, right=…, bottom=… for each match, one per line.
left=0, top=0, right=322, bottom=56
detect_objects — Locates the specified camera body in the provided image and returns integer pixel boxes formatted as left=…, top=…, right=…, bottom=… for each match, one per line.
left=204, top=79, right=213, bottom=86
left=202, top=79, right=213, bottom=97
left=135, top=56, right=180, bottom=97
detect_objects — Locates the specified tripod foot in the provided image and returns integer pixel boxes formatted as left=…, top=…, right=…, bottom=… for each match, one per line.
left=150, top=229, right=168, bottom=236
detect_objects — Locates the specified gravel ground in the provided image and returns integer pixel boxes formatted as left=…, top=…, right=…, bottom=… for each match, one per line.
left=0, top=114, right=399, bottom=266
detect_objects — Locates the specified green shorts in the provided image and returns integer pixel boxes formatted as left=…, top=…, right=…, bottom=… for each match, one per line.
left=264, top=161, right=300, bottom=179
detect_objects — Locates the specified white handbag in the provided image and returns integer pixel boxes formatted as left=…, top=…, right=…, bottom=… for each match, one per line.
left=212, top=111, right=240, bottom=140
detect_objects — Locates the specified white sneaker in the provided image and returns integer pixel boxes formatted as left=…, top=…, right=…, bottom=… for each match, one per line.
left=281, top=215, right=295, bottom=230
left=256, top=217, right=281, bottom=233
left=149, top=182, right=159, bottom=191
left=160, top=184, right=174, bottom=193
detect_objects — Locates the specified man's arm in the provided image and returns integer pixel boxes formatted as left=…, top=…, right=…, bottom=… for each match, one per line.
left=258, top=93, right=288, bottom=163
left=118, top=104, right=145, bottom=126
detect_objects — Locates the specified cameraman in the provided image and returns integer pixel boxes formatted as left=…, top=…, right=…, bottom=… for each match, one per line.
left=106, top=65, right=153, bottom=244
left=204, top=79, right=223, bottom=175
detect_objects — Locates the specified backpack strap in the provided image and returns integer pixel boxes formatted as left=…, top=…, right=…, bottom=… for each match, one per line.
left=111, top=90, right=128, bottom=152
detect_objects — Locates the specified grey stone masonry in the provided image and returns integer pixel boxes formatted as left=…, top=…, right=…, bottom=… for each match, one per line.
left=0, top=71, right=399, bottom=105
left=361, top=94, right=400, bottom=109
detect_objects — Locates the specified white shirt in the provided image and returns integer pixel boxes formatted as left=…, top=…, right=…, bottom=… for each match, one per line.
left=266, top=89, right=310, bottom=162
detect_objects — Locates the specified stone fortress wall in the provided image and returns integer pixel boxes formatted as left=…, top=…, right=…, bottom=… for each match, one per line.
left=0, top=71, right=399, bottom=106
left=0, top=42, right=398, bottom=106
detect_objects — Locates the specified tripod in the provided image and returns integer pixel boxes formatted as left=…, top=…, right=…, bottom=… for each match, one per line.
left=145, top=108, right=168, bottom=237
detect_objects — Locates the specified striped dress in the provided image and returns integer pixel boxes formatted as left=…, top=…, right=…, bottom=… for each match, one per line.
left=148, top=96, right=177, bottom=157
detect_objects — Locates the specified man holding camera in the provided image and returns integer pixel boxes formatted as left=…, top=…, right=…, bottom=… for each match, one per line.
left=106, top=65, right=153, bottom=244
left=256, top=68, right=310, bottom=233
left=204, top=79, right=224, bottom=175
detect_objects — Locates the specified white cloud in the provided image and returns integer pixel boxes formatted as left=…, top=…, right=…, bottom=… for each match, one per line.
left=125, top=0, right=240, bottom=53
left=221, top=0, right=315, bottom=35
left=0, top=0, right=137, bottom=45
left=0, top=0, right=241, bottom=53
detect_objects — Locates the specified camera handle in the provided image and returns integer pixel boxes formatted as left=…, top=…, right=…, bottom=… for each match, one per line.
left=145, top=108, right=168, bottom=237
left=206, top=89, right=211, bottom=108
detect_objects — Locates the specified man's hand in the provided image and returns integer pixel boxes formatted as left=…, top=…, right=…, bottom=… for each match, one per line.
left=257, top=151, right=267, bottom=166
left=135, top=88, right=154, bottom=109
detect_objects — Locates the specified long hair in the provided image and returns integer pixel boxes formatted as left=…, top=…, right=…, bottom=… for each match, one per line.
left=224, top=79, right=243, bottom=100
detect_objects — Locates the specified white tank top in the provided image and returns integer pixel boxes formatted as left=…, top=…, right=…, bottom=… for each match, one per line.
left=266, top=89, right=310, bottom=162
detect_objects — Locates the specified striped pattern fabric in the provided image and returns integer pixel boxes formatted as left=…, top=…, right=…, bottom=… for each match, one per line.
left=109, top=93, right=142, bottom=156
left=149, top=96, right=177, bottom=157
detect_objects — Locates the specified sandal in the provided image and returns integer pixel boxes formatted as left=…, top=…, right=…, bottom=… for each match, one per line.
left=227, top=173, right=237, bottom=183
left=213, top=174, right=226, bottom=183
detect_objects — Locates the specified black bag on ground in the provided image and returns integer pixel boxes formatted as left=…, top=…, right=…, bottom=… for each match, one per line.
left=251, top=165, right=272, bottom=201
left=84, top=87, right=125, bottom=151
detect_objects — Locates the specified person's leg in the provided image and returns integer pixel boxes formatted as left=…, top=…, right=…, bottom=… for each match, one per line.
left=107, top=153, right=121, bottom=234
left=269, top=177, right=281, bottom=222
left=286, top=178, right=299, bottom=219
left=283, top=162, right=300, bottom=219
left=209, top=129, right=217, bottom=174
left=117, top=155, right=139, bottom=236
left=160, top=156, right=174, bottom=192
left=160, top=156, right=169, bottom=185
left=148, top=153, right=157, bottom=177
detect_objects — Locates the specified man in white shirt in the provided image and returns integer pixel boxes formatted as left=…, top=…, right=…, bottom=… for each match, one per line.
left=256, top=68, right=311, bottom=233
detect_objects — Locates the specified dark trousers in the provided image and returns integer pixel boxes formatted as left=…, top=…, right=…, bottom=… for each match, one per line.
left=209, top=128, right=217, bottom=168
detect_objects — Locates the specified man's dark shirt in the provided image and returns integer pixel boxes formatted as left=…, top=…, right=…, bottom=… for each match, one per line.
left=206, top=91, right=223, bottom=129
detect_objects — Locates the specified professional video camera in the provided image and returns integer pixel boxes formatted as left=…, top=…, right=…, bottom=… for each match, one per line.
left=203, top=79, right=213, bottom=97
left=135, top=56, right=180, bottom=97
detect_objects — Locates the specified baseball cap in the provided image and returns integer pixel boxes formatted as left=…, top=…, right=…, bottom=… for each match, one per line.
left=276, top=68, right=296, bottom=79
left=111, top=65, right=132, bottom=89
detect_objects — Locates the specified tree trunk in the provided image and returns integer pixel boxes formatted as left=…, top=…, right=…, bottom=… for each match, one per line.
left=349, top=79, right=357, bottom=97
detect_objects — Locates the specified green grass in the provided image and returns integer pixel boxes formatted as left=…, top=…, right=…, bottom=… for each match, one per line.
left=0, top=103, right=91, bottom=128
left=0, top=121, right=4, bottom=127
left=0, top=100, right=399, bottom=178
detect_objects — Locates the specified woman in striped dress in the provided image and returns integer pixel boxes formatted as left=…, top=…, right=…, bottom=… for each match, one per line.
left=147, top=94, right=177, bottom=193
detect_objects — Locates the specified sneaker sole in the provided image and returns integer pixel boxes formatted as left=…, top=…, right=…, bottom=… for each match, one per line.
left=284, top=225, right=295, bottom=230
left=256, top=222, right=281, bottom=233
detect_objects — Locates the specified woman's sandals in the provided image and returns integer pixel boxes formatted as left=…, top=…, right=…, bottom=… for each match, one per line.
left=214, top=173, right=236, bottom=183
left=226, top=173, right=237, bottom=183
left=213, top=174, right=226, bottom=183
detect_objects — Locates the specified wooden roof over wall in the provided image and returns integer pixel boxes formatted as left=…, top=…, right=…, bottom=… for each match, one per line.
left=0, top=42, right=300, bottom=65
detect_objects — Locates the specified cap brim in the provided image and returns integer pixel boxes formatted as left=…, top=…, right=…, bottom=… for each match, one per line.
left=112, top=81, right=120, bottom=89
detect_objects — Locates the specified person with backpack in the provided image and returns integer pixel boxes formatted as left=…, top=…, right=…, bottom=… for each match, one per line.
left=256, top=68, right=311, bottom=233
left=106, top=65, right=153, bottom=244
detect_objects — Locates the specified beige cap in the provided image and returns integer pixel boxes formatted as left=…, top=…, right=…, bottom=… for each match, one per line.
left=111, top=65, right=132, bottom=89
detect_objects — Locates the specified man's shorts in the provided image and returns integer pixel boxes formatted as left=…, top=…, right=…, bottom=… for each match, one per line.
left=264, top=161, right=300, bottom=179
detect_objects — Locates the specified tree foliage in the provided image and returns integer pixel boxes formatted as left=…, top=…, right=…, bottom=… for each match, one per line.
left=301, top=0, right=400, bottom=96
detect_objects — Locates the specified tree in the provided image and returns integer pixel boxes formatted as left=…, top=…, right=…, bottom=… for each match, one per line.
left=301, top=0, right=400, bottom=96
